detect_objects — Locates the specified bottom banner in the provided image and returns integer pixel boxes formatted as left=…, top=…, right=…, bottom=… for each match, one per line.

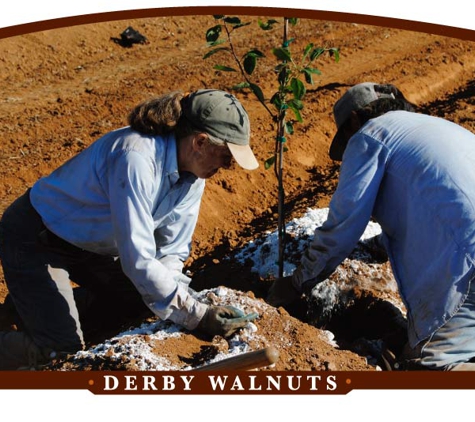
left=0, top=371, right=474, bottom=394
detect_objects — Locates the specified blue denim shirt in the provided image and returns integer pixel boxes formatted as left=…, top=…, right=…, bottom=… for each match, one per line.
left=294, top=111, right=475, bottom=346
left=30, top=127, right=208, bottom=329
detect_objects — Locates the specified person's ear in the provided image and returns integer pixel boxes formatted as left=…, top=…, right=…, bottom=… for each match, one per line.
left=340, top=111, right=361, bottom=144
left=191, top=133, right=208, bottom=153
left=348, top=110, right=362, bottom=132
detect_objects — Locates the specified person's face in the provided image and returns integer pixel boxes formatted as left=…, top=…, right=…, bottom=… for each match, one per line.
left=342, top=111, right=362, bottom=141
left=193, top=135, right=234, bottom=179
left=336, top=111, right=363, bottom=159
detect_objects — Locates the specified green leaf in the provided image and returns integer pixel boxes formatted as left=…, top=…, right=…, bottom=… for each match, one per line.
left=232, top=82, right=251, bottom=90
left=232, top=22, right=252, bottom=29
left=270, top=92, right=282, bottom=110
left=288, top=98, right=303, bottom=110
left=245, top=48, right=265, bottom=58
left=302, top=67, right=322, bottom=84
left=249, top=83, right=265, bottom=103
left=287, top=17, right=299, bottom=26
left=277, top=66, right=288, bottom=85
left=241, top=49, right=264, bottom=76
left=329, top=48, right=340, bottom=62
left=290, top=78, right=306, bottom=100
left=303, top=43, right=314, bottom=61
left=203, top=47, right=229, bottom=59
left=224, top=16, right=241, bottom=24
left=213, top=15, right=224, bottom=20
left=288, top=99, right=304, bottom=122
left=213, top=65, right=237, bottom=72
left=205, top=25, right=222, bottom=43
left=264, top=155, right=276, bottom=170
left=258, top=18, right=279, bottom=30
left=290, top=107, right=303, bottom=123
left=272, top=47, right=291, bottom=62
left=303, top=71, right=312, bottom=84
left=305, top=67, right=322, bottom=75
left=285, top=121, right=294, bottom=135
left=207, top=39, right=226, bottom=47
left=310, top=47, right=325, bottom=61
left=243, top=55, right=257, bottom=75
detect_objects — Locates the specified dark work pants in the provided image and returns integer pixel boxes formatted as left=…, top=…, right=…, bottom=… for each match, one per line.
left=0, top=189, right=149, bottom=367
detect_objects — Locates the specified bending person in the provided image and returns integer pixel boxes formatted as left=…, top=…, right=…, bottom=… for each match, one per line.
left=0, top=89, right=259, bottom=370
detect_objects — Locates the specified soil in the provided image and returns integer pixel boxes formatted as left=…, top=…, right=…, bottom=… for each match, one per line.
left=1, top=13, right=475, bottom=371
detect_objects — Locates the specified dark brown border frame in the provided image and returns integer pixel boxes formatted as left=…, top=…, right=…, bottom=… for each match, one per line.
left=1, top=6, right=474, bottom=42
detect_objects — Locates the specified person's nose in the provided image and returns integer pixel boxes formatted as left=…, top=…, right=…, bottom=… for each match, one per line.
left=222, top=155, right=233, bottom=169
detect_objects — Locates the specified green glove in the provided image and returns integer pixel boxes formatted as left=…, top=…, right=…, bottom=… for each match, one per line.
left=266, top=275, right=302, bottom=308
left=197, top=305, right=259, bottom=338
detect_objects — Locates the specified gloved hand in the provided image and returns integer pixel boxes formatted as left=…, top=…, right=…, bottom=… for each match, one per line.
left=266, top=275, right=302, bottom=308
left=197, top=305, right=258, bottom=338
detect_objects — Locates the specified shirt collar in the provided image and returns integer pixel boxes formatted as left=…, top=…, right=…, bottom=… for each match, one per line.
left=163, top=132, right=197, bottom=185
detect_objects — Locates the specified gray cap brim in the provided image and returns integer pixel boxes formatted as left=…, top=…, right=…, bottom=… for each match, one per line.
left=329, top=127, right=347, bottom=161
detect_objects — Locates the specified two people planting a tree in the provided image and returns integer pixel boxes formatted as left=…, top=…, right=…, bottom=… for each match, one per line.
left=268, top=82, right=475, bottom=371
left=0, top=89, right=260, bottom=370
left=2, top=80, right=475, bottom=373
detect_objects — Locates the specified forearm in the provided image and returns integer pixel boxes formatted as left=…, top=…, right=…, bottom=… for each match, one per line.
left=295, top=137, right=387, bottom=291
left=147, top=283, right=208, bottom=330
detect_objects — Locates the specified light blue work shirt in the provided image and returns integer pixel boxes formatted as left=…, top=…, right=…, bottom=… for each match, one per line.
left=30, top=127, right=208, bottom=329
left=294, top=111, right=475, bottom=346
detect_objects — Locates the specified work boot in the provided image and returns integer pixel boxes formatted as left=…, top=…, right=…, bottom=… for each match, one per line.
left=0, top=331, right=55, bottom=370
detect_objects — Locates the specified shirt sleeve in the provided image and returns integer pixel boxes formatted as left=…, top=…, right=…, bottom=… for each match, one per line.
left=154, top=178, right=205, bottom=274
left=107, top=149, right=207, bottom=330
left=293, top=133, right=390, bottom=292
